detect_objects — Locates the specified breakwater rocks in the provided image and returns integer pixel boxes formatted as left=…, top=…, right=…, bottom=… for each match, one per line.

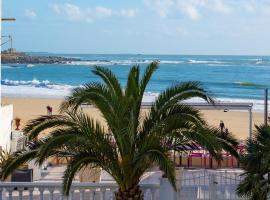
left=1, top=52, right=81, bottom=64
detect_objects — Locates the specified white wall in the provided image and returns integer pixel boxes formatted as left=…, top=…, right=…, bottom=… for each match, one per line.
left=0, top=105, right=13, bottom=151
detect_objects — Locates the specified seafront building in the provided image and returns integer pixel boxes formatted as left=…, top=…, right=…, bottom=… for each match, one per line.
left=0, top=105, right=13, bottom=152
left=0, top=104, right=28, bottom=152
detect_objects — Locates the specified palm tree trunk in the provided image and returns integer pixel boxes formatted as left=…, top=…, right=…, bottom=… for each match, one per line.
left=115, top=184, right=143, bottom=200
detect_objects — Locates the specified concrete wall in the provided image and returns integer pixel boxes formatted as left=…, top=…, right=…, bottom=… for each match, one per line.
left=0, top=105, right=13, bottom=151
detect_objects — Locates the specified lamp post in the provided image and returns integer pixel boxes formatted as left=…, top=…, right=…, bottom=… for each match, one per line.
left=1, top=18, right=16, bottom=21
left=265, top=88, right=268, bottom=126
left=1, top=17, right=16, bottom=50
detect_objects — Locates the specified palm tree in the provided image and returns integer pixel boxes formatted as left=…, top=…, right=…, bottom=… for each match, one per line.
left=0, top=150, right=13, bottom=181
left=1, top=62, right=238, bottom=199
left=237, top=125, right=270, bottom=200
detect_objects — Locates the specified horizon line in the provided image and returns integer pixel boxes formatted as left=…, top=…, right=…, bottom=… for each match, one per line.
left=24, top=51, right=270, bottom=57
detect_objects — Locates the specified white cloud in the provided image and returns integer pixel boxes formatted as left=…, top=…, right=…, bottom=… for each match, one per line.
left=177, top=1, right=202, bottom=20
left=24, top=9, right=37, bottom=19
left=144, top=0, right=174, bottom=18
left=49, top=3, right=136, bottom=23
left=120, top=9, right=137, bottom=17
left=63, top=4, right=84, bottom=21
left=49, top=4, right=61, bottom=14
left=212, top=0, right=232, bottom=14
left=144, top=0, right=270, bottom=19
left=95, top=7, right=113, bottom=18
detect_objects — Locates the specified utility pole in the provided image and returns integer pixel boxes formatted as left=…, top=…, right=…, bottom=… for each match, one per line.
left=1, top=17, right=16, bottom=50
left=10, top=35, right=12, bottom=49
left=265, top=88, right=268, bottom=126
left=1, top=18, right=16, bottom=21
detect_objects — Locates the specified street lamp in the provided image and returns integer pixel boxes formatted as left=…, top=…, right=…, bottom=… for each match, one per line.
left=1, top=18, right=16, bottom=21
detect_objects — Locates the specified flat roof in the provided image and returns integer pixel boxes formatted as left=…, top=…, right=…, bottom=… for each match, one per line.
left=82, top=102, right=253, bottom=111
left=141, top=102, right=253, bottom=111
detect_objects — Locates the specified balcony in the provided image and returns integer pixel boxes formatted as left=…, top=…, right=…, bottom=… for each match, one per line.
left=0, top=169, right=246, bottom=200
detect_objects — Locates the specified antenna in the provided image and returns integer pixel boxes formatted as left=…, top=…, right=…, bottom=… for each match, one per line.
left=265, top=88, right=268, bottom=126
left=1, top=35, right=13, bottom=49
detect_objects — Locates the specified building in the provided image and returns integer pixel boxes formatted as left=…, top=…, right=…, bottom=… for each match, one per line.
left=0, top=105, right=13, bottom=151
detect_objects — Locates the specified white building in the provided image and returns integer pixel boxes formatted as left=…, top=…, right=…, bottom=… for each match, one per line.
left=0, top=105, right=13, bottom=151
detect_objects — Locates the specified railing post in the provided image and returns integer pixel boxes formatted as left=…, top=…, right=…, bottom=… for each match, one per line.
left=48, top=188, right=54, bottom=200
left=7, top=188, right=12, bottom=200
left=39, top=188, right=44, bottom=200
left=18, top=188, right=23, bottom=200
left=101, top=188, right=106, bottom=200
left=0, top=188, right=3, bottom=200
left=175, top=167, right=183, bottom=200
left=28, top=188, right=34, bottom=200
left=160, top=178, right=177, bottom=200
left=79, top=189, right=85, bottom=200
left=209, top=173, right=217, bottom=200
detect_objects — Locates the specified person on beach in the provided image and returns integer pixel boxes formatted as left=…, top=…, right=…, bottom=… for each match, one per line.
left=46, top=105, right=52, bottom=115
left=224, top=128, right=229, bottom=136
left=220, top=120, right=225, bottom=133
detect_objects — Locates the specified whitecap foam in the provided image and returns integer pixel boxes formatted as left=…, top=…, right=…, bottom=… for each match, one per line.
left=64, top=60, right=183, bottom=66
left=2, top=78, right=51, bottom=88
left=2, top=65, right=23, bottom=69
left=66, top=61, right=111, bottom=65
left=1, top=79, right=266, bottom=112
left=159, top=60, right=183, bottom=64
left=1, top=85, right=72, bottom=98
left=26, top=64, right=35, bottom=67
left=188, top=60, right=225, bottom=64
left=2, top=65, right=13, bottom=69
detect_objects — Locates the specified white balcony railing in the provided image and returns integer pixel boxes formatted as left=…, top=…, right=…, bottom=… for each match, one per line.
left=0, top=170, right=246, bottom=200
left=0, top=181, right=160, bottom=200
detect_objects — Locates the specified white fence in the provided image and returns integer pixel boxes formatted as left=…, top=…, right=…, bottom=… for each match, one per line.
left=0, top=170, right=245, bottom=200
left=0, top=182, right=159, bottom=200
left=179, top=170, right=245, bottom=200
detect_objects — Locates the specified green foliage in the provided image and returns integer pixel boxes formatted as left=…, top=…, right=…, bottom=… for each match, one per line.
left=1, top=62, right=238, bottom=196
left=0, top=150, right=13, bottom=180
left=237, top=125, right=270, bottom=200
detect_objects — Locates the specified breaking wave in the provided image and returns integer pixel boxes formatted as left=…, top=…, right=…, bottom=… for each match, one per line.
left=1, top=78, right=267, bottom=112
left=65, top=60, right=184, bottom=66
left=1, top=78, right=75, bottom=90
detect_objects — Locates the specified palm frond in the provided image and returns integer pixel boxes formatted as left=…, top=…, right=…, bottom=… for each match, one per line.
left=92, top=66, right=123, bottom=98
left=1, top=150, right=38, bottom=180
left=63, top=154, right=99, bottom=196
left=139, top=62, right=159, bottom=95
left=238, top=125, right=270, bottom=199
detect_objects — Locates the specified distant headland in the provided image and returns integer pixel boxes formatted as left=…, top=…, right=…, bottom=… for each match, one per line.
left=1, top=49, right=81, bottom=64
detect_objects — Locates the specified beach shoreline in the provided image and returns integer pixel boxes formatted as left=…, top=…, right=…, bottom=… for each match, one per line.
left=2, top=96, right=264, bottom=140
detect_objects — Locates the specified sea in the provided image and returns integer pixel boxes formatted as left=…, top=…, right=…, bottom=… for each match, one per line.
left=1, top=53, right=270, bottom=112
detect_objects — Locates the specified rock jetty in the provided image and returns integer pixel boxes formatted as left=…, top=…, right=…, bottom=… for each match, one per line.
left=1, top=51, right=81, bottom=64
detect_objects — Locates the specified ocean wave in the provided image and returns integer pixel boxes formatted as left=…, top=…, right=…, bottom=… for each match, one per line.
left=188, top=60, right=226, bottom=64
left=248, top=58, right=270, bottom=65
left=159, top=60, right=184, bottom=64
left=204, top=81, right=265, bottom=88
left=2, top=65, right=13, bottom=69
left=234, top=82, right=258, bottom=86
left=65, top=60, right=183, bottom=66
left=1, top=81, right=267, bottom=112
left=26, top=64, right=35, bottom=67
left=1, top=78, right=75, bottom=91
left=62, top=58, right=270, bottom=66
left=2, top=65, right=23, bottom=69
left=255, top=61, right=270, bottom=65
left=2, top=79, right=50, bottom=87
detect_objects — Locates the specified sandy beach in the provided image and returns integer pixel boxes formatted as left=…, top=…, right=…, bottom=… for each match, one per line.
left=2, top=97, right=264, bottom=140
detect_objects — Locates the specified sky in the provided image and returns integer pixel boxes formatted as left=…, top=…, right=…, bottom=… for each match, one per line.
left=2, top=0, right=270, bottom=55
